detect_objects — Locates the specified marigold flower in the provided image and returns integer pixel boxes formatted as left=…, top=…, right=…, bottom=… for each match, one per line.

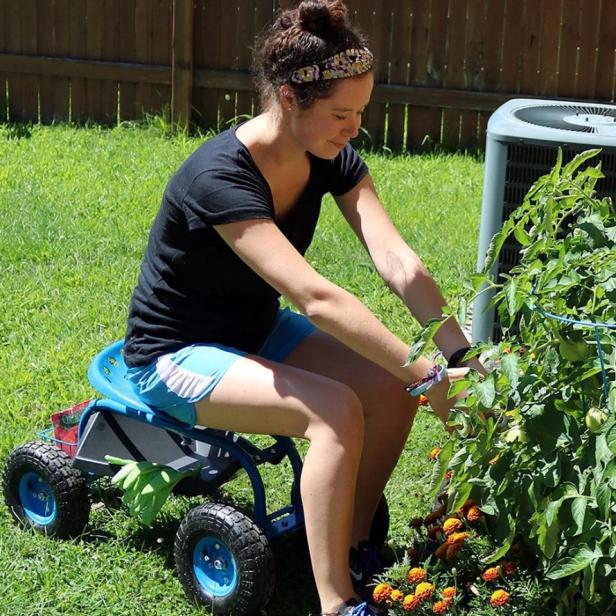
left=409, top=516, right=424, bottom=529
left=434, top=544, right=448, bottom=559
left=489, top=454, right=500, bottom=465
left=510, top=543, right=523, bottom=556
left=466, top=505, right=482, bottom=522
left=419, top=394, right=429, bottom=405
left=407, top=547, right=421, bottom=563
left=428, top=525, right=442, bottom=539
left=445, top=470, right=454, bottom=480
left=423, top=511, right=442, bottom=525
left=442, top=587, right=456, bottom=599
left=432, top=599, right=452, bottom=614
left=489, top=589, right=510, bottom=607
left=415, top=582, right=435, bottom=600
left=373, top=582, right=393, bottom=603
left=390, top=589, right=404, bottom=602
left=446, top=531, right=470, bottom=545
left=430, top=447, right=441, bottom=460
left=407, top=567, right=427, bottom=583
left=500, top=560, right=517, bottom=576
left=458, top=499, right=477, bottom=515
left=403, top=594, right=422, bottom=611
left=482, top=567, right=500, bottom=582
left=446, top=543, right=463, bottom=560
left=442, top=517, right=463, bottom=535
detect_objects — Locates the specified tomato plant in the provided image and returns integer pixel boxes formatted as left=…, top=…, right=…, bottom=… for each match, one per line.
left=411, top=149, right=616, bottom=614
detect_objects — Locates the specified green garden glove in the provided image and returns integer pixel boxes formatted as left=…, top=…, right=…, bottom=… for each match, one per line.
left=104, top=455, right=201, bottom=526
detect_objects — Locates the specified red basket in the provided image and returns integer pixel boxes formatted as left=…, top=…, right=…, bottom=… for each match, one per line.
left=50, top=400, right=91, bottom=457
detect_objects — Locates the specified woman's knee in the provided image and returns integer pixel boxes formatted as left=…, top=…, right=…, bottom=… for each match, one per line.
left=306, top=382, right=364, bottom=448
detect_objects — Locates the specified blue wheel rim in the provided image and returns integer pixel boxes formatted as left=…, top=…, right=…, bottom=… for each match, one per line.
left=193, top=536, right=238, bottom=598
left=18, top=471, right=57, bottom=526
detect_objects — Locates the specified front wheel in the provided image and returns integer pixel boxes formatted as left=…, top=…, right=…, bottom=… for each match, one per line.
left=174, top=502, right=274, bottom=616
left=2, top=441, right=91, bottom=538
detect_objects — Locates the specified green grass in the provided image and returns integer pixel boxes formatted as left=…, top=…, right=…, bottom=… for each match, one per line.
left=0, top=121, right=484, bottom=615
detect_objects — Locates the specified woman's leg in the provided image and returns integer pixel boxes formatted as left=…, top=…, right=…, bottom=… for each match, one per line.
left=283, top=329, right=420, bottom=546
left=193, top=354, right=365, bottom=613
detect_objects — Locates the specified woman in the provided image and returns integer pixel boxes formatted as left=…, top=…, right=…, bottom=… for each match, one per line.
left=124, top=1, right=480, bottom=614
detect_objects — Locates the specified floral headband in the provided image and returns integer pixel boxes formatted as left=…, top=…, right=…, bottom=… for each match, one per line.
left=290, top=47, right=374, bottom=84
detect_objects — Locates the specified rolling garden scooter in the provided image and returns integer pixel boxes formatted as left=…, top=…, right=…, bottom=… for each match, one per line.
left=2, top=340, right=390, bottom=615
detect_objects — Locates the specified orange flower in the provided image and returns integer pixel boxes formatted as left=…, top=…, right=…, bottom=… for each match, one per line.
left=373, top=583, right=393, bottom=603
left=403, top=594, right=422, bottom=611
left=466, top=505, right=482, bottom=522
left=442, top=517, right=463, bottom=535
left=458, top=499, right=477, bottom=515
left=445, top=470, right=454, bottom=480
left=446, top=543, right=463, bottom=560
left=442, top=587, right=457, bottom=599
left=428, top=525, right=442, bottom=539
left=390, top=589, right=404, bottom=602
left=409, top=517, right=424, bottom=529
left=407, top=567, right=427, bottom=583
left=434, top=544, right=448, bottom=559
left=424, top=511, right=442, bottom=525
left=446, top=531, right=470, bottom=545
left=419, top=394, right=429, bottom=405
left=500, top=560, right=517, bottom=576
left=489, top=455, right=500, bottom=465
left=490, top=589, right=510, bottom=607
left=432, top=599, right=452, bottom=614
left=407, top=547, right=421, bottom=563
left=430, top=447, right=441, bottom=460
left=415, top=582, right=435, bottom=600
left=482, top=567, right=500, bottom=582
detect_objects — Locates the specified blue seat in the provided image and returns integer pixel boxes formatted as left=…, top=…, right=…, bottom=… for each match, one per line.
left=87, top=340, right=152, bottom=415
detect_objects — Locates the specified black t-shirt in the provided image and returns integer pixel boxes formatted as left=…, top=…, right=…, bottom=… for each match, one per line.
left=124, top=127, right=368, bottom=367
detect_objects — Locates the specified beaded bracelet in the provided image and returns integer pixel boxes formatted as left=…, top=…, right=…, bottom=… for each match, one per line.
left=405, top=364, right=446, bottom=397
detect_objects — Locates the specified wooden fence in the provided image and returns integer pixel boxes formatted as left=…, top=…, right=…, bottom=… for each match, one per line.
left=1, top=0, right=615, bottom=151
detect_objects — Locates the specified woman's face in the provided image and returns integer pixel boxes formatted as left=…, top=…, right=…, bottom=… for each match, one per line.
left=286, top=71, right=374, bottom=159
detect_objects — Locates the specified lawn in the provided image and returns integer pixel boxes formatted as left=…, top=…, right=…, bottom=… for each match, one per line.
left=0, top=121, right=484, bottom=616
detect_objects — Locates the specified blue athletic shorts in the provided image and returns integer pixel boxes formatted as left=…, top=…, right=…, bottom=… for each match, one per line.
left=126, top=308, right=316, bottom=426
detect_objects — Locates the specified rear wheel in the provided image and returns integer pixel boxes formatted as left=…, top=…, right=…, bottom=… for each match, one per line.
left=2, top=441, right=90, bottom=538
left=174, top=502, right=274, bottom=616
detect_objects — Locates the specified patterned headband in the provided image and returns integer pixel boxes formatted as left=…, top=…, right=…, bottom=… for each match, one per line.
left=290, top=47, right=374, bottom=84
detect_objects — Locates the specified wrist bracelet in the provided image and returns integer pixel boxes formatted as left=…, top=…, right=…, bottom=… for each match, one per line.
left=447, top=346, right=471, bottom=369
left=405, top=364, right=446, bottom=397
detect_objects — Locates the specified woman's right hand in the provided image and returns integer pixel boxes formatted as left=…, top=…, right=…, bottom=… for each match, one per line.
left=425, top=367, right=470, bottom=427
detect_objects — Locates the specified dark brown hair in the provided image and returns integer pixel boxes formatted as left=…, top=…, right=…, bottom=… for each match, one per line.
left=254, top=0, right=370, bottom=109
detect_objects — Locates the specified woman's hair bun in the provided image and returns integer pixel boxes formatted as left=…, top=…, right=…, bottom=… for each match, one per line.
left=298, top=0, right=348, bottom=34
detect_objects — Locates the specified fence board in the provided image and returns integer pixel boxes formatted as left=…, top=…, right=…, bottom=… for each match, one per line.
left=86, top=0, right=105, bottom=122
left=36, top=0, right=54, bottom=123
left=575, top=1, right=601, bottom=99
left=69, top=0, right=87, bottom=122
left=118, top=0, right=137, bottom=121
left=5, top=0, right=22, bottom=122
left=441, top=0, right=467, bottom=149
left=387, top=0, right=412, bottom=151
left=150, top=0, right=172, bottom=116
left=558, top=0, right=580, bottom=98
left=218, top=2, right=240, bottom=125
left=595, top=0, right=616, bottom=101
left=51, top=0, right=71, bottom=122
left=0, top=0, right=6, bottom=122
left=538, top=0, right=560, bottom=97
left=234, top=1, right=254, bottom=122
left=519, top=0, right=542, bottom=95
left=100, top=0, right=121, bottom=124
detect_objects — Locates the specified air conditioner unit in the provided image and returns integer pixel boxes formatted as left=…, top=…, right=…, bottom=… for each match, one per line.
left=472, top=98, right=616, bottom=342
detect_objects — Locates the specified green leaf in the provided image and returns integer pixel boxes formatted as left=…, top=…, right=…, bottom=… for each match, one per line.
left=562, top=149, right=602, bottom=178
left=611, top=580, right=616, bottom=597
left=474, top=373, right=496, bottom=408
left=501, top=352, right=520, bottom=389
left=571, top=497, right=587, bottom=536
left=537, top=510, right=560, bottom=559
left=596, top=482, right=611, bottom=520
left=427, top=439, right=454, bottom=498
left=546, top=544, right=603, bottom=579
left=513, top=222, right=532, bottom=247
left=483, top=512, right=516, bottom=563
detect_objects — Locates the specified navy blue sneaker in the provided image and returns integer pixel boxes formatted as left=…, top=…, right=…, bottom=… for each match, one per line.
left=322, top=598, right=383, bottom=615
left=349, top=541, right=385, bottom=601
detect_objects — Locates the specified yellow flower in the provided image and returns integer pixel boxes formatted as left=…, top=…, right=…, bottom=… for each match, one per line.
left=489, top=454, right=500, bottom=465
left=500, top=560, right=517, bottom=576
left=442, top=587, right=456, bottom=599
left=466, top=505, right=482, bottom=522
left=390, top=589, right=404, bottom=602
left=407, top=567, right=427, bottom=583
left=415, top=582, right=435, bottom=600
left=403, top=594, right=422, bottom=611
left=373, top=582, right=393, bottom=604
left=446, top=531, right=470, bottom=545
left=490, top=589, right=510, bottom=607
left=442, top=517, right=463, bottom=535
left=482, top=566, right=500, bottom=582
left=430, top=447, right=441, bottom=460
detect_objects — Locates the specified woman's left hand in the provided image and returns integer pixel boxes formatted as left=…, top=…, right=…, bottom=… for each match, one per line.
left=425, top=367, right=471, bottom=427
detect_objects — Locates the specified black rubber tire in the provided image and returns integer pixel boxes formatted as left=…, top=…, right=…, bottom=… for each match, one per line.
left=174, top=502, right=274, bottom=616
left=2, top=441, right=90, bottom=538
left=368, top=494, right=390, bottom=548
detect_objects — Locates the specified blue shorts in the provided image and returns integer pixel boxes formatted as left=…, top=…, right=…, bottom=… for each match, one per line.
left=126, top=308, right=316, bottom=426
